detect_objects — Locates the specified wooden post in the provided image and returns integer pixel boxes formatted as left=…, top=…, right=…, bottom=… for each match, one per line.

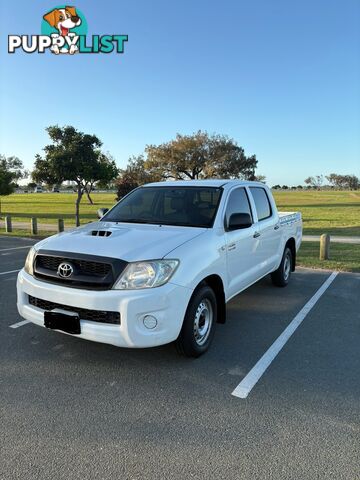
left=58, top=219, right=64, bottom=232
left=5, top=215, right=12, bottom=233
left=31, top=217, right=38, bottom=235
left=319, top=233, right=330, bottom=260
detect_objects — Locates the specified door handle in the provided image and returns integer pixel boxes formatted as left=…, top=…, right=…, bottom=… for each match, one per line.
left=228, top=243, right=236, bottom=251
left=253, top=232, right=261, bottom=238
left=274, top=224, right=280, bottom=230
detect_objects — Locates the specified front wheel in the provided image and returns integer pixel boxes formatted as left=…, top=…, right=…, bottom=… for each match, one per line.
left=271, top=246, right=293, bottom=287
left=175, top=285, right=217, bottom=358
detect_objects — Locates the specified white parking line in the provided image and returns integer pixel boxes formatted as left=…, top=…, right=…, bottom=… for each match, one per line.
left=0, top=269, right=21, bottom=276
left=232, top=271, right=339, bottom=399
left=0, top=246, right=33, bottom=252
left=9, top=320, right=30, bottom=329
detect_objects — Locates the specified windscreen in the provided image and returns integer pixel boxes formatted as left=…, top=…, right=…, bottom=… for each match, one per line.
left=103, top=186, right=223, bottom=228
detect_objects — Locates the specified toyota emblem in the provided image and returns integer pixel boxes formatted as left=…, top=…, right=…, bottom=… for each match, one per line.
left=57, top=262, right=74, bottom=278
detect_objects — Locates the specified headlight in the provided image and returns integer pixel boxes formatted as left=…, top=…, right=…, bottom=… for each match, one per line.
left=113, top=260, right=179, bottom=290
left=24, top=247, right=36, bottom=276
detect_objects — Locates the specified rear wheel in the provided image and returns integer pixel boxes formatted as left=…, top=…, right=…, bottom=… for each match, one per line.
left=176, top=285, right=217, bottom=357
left=271, top=246, right=292, bottom=287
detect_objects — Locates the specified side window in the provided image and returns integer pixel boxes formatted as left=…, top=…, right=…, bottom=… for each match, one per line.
left=249, top=187, right=272, bottom=221
left=225, top=187, right=252, bottom=225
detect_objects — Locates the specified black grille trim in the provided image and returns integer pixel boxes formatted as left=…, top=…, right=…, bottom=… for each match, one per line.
left=28, top=295, right=121, bottom=325
left=34, top=250, right=128, bottom=290
left=37, top=255, right=111, bottom=276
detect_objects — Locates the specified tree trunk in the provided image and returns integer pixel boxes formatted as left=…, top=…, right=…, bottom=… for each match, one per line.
left=75, top=186, right=82, bottom=227
left=85, top=187, right=94, bottom=205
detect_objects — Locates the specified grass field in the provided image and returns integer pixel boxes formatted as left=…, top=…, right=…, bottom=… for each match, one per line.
left=1, top=190, right=359, bottom=235
left=1, top=190, right=359, bottom=272
left=273, top=190, right=360, bottom=236
left=297, top=242, right=360, bottom=273
left=0, top=192, right=116, bottom=225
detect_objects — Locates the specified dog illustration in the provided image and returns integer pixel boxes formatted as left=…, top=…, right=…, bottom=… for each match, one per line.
left=43, top=6, right=82, bottom=54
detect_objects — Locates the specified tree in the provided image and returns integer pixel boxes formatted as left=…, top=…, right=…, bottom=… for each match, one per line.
left=27, top=182, right=37, bottom=190
left=326, top=173, right=340, bottom=188
left=115, top=155, right=162, bottom=200
left=0, top=155, right=26, bottom=213
left=326, top=173, right=359, bottom=190
left=272, top=184, right=281, bottom=190
left=116, top=173, right=140, bottom=200
left=32, top=126, right=118, bottom=226
left=304, top=175, right=323, bottom=189
left=347, top=175, right=360, bottom=190
left=83, top=152, right=118, bottom=204
left=253, top=174, right=266, bottom=183
left=144, top=131, right=258, bottom=181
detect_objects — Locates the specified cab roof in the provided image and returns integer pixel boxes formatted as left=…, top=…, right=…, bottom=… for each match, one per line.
left=144, top=179, right=265, bottom=188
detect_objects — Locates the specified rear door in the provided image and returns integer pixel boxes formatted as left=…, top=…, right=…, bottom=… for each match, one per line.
left=224, top=187, right=260, bottom=298
left=248, top=187, right=280, bottom=274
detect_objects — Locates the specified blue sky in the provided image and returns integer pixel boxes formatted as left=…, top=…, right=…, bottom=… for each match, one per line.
left=0, top=0, right=359, bottom=186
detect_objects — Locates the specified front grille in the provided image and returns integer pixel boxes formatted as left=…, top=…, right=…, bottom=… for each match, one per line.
left=36, top=255, right=111, bottom=277
left=33, top=250, right=127, bottom=290
left=28, top=295, right=120, bottom=325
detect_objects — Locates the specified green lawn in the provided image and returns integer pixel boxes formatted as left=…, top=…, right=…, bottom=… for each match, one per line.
left=297, top=242, right=360, bottom=273
left=1, top=190, right=359, bottom=272
left=0, top=229, right=56, bottom=239
left=0, top=192, right=117, bottom=226
left=1, top=190, right=359, bottom=235
left=273, top=190, right=360, bottom=236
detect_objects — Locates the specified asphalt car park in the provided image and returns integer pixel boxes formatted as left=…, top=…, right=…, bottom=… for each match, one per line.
left=1, top=236, right=359, bottom=479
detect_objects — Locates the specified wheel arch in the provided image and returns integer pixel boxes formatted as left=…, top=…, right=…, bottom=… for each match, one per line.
left=285, top=237, right=296, bottom=271
left=198, top=274, right=226, bottom=324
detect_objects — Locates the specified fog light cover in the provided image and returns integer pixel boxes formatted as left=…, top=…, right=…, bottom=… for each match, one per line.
left=143, top=315, right=157, bottom=329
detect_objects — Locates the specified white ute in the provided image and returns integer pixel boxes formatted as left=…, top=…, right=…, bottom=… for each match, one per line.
left=17, top=180, right=302, bottom=357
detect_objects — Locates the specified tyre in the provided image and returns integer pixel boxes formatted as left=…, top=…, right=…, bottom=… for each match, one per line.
left=271, top=246, right=293, bottom=287
left=176, top=285, right=217, bottom=358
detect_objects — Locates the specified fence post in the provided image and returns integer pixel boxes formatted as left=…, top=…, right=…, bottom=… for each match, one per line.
left=58, top=219, right=64, bottom=232
left=319, top=233, right=330, bottom=260
left=31, top=217, right=38, bottom=235
left=5, top=215, right=12, bottom=233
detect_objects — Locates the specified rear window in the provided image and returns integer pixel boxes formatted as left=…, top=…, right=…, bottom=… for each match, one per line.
left=249, top=187, right=272, bottom=221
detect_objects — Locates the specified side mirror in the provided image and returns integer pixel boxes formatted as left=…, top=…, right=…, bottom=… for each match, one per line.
left=227, top=213, right=252, bottom=231
left=97, top=208, right=109, bottom=219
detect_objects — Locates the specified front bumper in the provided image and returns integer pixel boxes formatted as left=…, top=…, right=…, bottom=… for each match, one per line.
left=17, top=269, right=192, bottom=348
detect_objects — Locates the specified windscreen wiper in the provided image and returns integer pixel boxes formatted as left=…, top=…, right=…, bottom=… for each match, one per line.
left=112, top=218, right=153, bottom=224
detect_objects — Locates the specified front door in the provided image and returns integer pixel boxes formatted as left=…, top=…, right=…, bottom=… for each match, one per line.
left=224, top=187, right=260, bottom=299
